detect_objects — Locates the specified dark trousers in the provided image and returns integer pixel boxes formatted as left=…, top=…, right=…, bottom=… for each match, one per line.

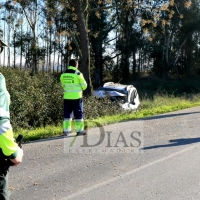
left=0, top=173, right=9, bottom=200
left=64, top=98, right=84, bottom=119
left=63, top=98, right=84, bottom=132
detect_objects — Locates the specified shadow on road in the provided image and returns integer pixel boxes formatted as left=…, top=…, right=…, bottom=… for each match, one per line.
left=25, top=111, right=200, bottom=145
left=26, top=134, right=85, bottom=144
left=143, top=137, right=200, bottom=150
left=143, top=111, right=200, bottom=120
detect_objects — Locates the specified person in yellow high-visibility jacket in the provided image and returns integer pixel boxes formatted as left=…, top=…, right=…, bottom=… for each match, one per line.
left=60, top=59, right=87, bottom=136
left=0, top=28, right=23, bottom=200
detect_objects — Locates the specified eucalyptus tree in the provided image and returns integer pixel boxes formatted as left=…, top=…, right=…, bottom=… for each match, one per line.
left=69, top=0, right=159, bottom=91
left=39, top=0, right=182, bottom=93
left=49, top=0, right=79, bottom=71
left=2, top=6, right=20, bottom=68
left=43, top=0, right=96, bottom=94
left=113, top=0, right=142, bottom=81
left=41, top=0, right=58, bottom=72
left=88, top=0, right=115, bottom=86
left=72, top=0, right=93, bottom=94
left=176, top=0, right=200, bottom=77
left=5, top=0, right=42, bottom=74
left=2, top=2, right=24, bottom=68
left=46, top=0, right=153, bottom=93
left=1, top=1, right=17, bottom=67
left=142, top=0, right=199, bottom=80
left=109, top=0, right=169, bottom=81
left=21, top=0, right=40, bottom=74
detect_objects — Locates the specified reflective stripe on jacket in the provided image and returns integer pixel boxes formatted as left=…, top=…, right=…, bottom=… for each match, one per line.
left=0, top=73, right=18, bottom=158
left=60, top=66, right=87, bottom=99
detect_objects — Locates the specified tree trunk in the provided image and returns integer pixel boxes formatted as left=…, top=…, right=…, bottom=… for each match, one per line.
left=20, top=20, right=23, bottom=70
left=132, top=50, right=137, bottom=78
left=121, top=53, right=129, bottom=81
left=73, top=0, right=93, bottom=95
left=22, top=1, right=38, bottom=74
left=3, top=22, right=5, bottom=67
left=7, top=22, right=11, bottom=67
left=93, top=44, right=103, bottom=86
left=49, top=27, right=52, bottom=73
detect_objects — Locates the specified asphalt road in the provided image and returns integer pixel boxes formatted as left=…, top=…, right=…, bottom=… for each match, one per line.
left=9, top=106, right=200, bottom=200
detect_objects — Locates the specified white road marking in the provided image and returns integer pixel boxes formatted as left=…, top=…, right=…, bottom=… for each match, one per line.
left=63, top=143, right=200, bottom=200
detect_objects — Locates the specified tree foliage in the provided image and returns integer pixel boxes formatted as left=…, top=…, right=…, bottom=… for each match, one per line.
left=0, top=0, right=199, bottom=85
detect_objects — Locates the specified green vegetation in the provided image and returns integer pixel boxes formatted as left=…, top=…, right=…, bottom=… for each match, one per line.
left=16, top=90, right=200, bottom=142
left=1, top=68, right=200, bottom=142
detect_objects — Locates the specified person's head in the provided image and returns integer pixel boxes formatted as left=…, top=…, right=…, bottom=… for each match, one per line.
left=0, top=28, right=9, bottom=54
left=69, top=59, right=78, bottom=68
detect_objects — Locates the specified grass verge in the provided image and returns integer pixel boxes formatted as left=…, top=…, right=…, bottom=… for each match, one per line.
left=15, top=93, right=200, bottom=142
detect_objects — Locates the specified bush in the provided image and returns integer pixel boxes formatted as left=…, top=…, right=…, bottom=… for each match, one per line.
left=83, top=95, right=123, bottom=119
left=1, top=68, right=63, bottom=130
left=0, top=67, right=124, bottom=130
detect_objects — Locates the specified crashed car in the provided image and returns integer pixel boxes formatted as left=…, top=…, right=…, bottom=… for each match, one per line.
left=94, top=82, right=140, bottom=110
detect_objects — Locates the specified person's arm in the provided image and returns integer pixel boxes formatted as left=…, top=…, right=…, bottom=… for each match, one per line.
left=0, top=130, right=24, bottom=166
left=10, top=147, right=23, bottom=166
left=60, top=74, right=64, bottom=88
left=79, top=73, right=87, bottom=91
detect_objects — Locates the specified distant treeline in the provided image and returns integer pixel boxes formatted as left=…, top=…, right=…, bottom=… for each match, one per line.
left=0, top=0, right=200, bottom=95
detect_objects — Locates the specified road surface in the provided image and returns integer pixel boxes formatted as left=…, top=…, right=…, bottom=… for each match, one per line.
left=9, top=106, right=200, bottom=200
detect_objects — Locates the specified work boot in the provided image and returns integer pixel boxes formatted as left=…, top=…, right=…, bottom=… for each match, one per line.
left=63, top=131, right=71, bottom=137
left=76, top=131, right=87, bottom=136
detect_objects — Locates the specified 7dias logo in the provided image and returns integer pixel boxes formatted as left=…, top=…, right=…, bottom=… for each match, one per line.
left=64, top=121, right=144, bottom=154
